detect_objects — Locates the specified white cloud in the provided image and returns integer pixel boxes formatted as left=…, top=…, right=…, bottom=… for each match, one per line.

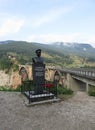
left=84, top=36, right=95, bottom=47
left=26, top=33, right=95, bottom=48
left=87, top=36, right=95, bottom=43
left=27, top=33, right=80, bottom=43
left=0, top=18, right=24, bottom=36
left=31, top=5, right=73, bottom=28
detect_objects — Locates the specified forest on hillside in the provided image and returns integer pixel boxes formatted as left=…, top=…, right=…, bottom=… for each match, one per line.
left=0, top=41, right=95, bottom=70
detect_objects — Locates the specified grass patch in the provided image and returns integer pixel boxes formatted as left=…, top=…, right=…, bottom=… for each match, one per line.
left=58, top=93, right=74, bottom=100
left=0, top=86, right=21, bottom=92
left=50, top=84, right=73, bottom=96
left=88, top=85, right=95, bottom=96
left=89, top=92, right=95, bottom=96
left=57, top=86, right=73, bottom=95
left=50, top=85, right=74, bottom=100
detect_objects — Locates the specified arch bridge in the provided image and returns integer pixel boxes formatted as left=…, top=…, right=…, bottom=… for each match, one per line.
left=47, top=67, right=95, bottom=92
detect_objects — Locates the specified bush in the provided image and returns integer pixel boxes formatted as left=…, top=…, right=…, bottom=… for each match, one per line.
left=12, top=64, right=19, bottom=72
left=0, top=57, right=12, bottom=70
left=88, top=91, right=95, bottom=96
left=50, top=84, right=73, bottom=95
left=88, top=85, right=95, bottom=96
left=57, top=86, right=73, bottom=95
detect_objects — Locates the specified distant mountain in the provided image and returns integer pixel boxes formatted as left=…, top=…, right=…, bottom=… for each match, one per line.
left=0, top=41, right=94, bottom=58
left=0, top=40, right=15, bottom=44
left=49, top=42, right=95, bottom=58
left=0, top=40, right=95, bottom=69
left=52, top=42, right=93, bottom=49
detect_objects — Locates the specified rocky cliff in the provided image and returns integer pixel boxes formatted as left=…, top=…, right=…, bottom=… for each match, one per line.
left=0, top=71, right=10, bottom=87
left=0, top=65, right=32, bottom=89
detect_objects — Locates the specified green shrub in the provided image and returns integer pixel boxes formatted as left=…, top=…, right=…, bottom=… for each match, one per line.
left=0, top=86, right=8, bottom=91
left=57, top=86, right=73, bottom=95
left=50, top=84, right=73, bottom=95
left=88, top=91, right=95, bottom=96
left=0, top=57, right=12, bottom=70
left=88, top=85, right=95, bottom=96
left=12, top=64, right=19, bottom=72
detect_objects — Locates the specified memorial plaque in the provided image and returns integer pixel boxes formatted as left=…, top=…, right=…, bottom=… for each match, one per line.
left=32, top=63, right=45, bottom=94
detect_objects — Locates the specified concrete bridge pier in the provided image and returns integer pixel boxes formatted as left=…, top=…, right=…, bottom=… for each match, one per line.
left=86, top=83, right=90, bottom=93
left=67, top=74, right=91, bottom=92
left=65, top=73, right=81, bottom=91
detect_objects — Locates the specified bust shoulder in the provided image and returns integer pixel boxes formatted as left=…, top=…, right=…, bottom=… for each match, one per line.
left=32, top=57, right=44, bottom=63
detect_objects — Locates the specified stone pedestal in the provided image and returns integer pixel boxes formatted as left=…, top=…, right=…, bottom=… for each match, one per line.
left=32, top=63, right=45, bottom=94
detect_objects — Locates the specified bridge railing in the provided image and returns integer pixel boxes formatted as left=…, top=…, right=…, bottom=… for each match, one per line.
left=62, top=68, right=95, bottom=79
left=48, top=67, right=95, bottom=80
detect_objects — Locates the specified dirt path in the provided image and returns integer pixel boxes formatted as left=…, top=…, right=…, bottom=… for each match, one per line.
left=0, top=91, right=95, bottom=130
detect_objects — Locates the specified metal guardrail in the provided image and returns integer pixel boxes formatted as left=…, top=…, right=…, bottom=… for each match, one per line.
left=48, top=67, right=95, bottom=80
left=63, top=68, right=95, bottom=78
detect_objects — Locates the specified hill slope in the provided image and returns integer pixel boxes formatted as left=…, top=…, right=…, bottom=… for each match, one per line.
left=49, top=42, right=95, bottom=58
left=0, top=41, right=95, bottom=70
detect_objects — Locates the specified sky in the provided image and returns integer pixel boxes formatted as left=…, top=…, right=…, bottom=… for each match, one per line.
left=0, top=0, right=95, bottom=47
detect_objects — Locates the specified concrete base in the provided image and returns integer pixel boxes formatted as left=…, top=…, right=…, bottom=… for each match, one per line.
left=24, top=97, right=61, bottom=106
left=23, top=91, right=55, bottom=102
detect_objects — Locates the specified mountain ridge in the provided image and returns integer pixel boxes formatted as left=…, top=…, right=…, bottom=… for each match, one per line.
left=51, top=42, right=93, bottom=48
left=0, top=40, right=94, bottom=48
left=49, top=42, right=95, bottom=58
left=0, top=40, right=95, bottom=69
left=0, top=40, right=95, bottom=58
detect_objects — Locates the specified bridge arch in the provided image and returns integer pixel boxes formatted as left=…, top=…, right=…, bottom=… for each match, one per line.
left=19, top=67, right=29, bottom=82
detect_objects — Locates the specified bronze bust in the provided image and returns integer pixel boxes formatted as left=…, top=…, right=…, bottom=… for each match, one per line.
left=32, top=49, right=44, bottom=63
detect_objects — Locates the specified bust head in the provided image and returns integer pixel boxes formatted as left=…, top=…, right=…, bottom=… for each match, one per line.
left=32, top=49, right=44, bottom=63
left=35, top=49, right=41, bottom=57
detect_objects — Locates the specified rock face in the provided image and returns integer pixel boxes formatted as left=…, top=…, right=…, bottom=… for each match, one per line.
left=0, top=70, right=22, bottom=89
left=0, top=71, right=10, bottom=87
left=10, top=71, right=22, bottom=89
left=0, top=65, right=32, bottom=89
left=0, top=65, right=55, bottom=89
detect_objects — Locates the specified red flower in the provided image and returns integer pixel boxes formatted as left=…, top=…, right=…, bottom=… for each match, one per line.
left=44, top=83, right=53, bottom=89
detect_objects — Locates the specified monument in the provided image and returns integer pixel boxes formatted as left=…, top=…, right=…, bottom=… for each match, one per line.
left=20, top=49, right=56, bottom=104
left=32, top=49, right=45, bottom=94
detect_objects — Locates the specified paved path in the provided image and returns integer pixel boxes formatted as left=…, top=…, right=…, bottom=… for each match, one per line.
left=0, top=91, right=95, bottom=130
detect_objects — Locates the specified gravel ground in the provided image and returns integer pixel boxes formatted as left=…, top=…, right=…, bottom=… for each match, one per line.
left=0, top=91, right=95, bottom=130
